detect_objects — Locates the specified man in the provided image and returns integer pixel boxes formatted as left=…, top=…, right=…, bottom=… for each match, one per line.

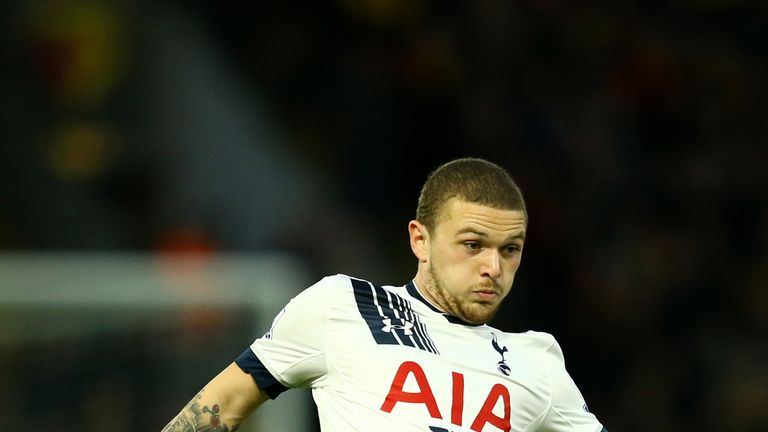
left=162, top=158, right=607, bottom=431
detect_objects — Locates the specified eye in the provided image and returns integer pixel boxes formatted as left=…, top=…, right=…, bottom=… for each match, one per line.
left=463, top=241, right=481, bottom=251
left=503, top=244, right=522, bottom=254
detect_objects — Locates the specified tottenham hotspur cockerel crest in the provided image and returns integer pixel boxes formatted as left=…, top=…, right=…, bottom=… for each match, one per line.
left=491, top=333, right=511, bottom=376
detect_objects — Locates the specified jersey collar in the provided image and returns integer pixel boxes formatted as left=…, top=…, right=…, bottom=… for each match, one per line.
left=406, top=280, right=484, bottom=327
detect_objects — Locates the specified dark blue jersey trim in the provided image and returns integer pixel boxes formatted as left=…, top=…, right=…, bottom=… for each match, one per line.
left=235, top=348, right=289, bottom=399
left=352, top=278, right=439, bottom=354
left=406, top=281, right=442, bottom=313
left=443, top=314, right=483, bottom=327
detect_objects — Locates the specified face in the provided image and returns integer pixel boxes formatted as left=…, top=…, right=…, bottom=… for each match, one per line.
left=410, top=198, right=526, bottom=325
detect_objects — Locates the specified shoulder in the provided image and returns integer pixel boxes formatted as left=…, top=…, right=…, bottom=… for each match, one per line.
left=319, top=273, right=403, bottom=297
left=299, top=273, right=355, bottom=296
left=262, top=275, right=361, bottom=334
left=530, top=330, right=565, bottom=360
left=316, top=273, right=354, bottom=287
left=491, top=329, right=565, bottom=361
left=493, top=329, right=557, bottom=349
left=299, top=273, right=388, bottom=302
left=312, top=273, right=378, bottom=288
left=278, top=274, right=352, bottom=314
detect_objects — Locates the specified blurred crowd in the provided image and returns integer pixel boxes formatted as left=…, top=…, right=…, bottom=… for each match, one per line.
left=2, top=0, right=766, bottom=431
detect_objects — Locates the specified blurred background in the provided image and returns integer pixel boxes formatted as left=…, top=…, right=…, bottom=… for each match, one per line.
left=1, top=0, right=767, bottom=431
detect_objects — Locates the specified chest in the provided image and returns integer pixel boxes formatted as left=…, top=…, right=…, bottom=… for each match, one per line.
left=324, top=305, right=550, bottom=431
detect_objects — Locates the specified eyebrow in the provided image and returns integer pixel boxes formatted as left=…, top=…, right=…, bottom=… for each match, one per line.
left=456, top=228, right=526, bottom=242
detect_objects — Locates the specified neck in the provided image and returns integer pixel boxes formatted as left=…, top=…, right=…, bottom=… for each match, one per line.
left=413, top=268, right=444, bottom=313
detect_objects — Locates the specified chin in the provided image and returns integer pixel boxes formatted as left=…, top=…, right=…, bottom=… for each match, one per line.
left=461, top=305, right=498, bottom=324
left=464, top=316, right=492, bottom=325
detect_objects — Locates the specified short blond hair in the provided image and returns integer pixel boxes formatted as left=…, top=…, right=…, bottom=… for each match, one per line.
left=415, top=158, right=527, bottom=231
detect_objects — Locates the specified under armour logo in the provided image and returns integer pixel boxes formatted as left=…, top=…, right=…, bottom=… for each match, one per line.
left=491, top=333, right=511, bottom=376
left=382, top=318, right=414, bottom=335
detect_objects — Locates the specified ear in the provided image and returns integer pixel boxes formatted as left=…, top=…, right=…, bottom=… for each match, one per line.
left=408, top=220, right=430, bottom=263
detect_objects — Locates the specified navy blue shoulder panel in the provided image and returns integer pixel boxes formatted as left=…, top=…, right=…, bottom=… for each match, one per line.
left=235, top=348, right=289, bottom=399
left=351, top=278, right=440, bottom=354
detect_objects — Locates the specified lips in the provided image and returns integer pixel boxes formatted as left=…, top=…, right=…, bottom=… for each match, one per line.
left=472, top=290, right=499, bottom=301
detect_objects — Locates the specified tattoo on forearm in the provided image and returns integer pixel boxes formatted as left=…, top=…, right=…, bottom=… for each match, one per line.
left=162, top=390, right=240, bottom=432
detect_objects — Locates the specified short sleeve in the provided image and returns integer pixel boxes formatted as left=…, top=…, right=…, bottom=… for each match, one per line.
left=245, top=275, right=337, bottom=390
left=538, top=338, right=604, bottom=432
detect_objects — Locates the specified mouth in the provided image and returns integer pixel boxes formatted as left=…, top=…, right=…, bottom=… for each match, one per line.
left=472, top=290, right=499, bottom=302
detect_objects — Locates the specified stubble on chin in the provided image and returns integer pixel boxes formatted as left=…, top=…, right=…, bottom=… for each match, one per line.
left=426, top=267, right=498, bottom=324
left=456, top=293, right=499, bottom=324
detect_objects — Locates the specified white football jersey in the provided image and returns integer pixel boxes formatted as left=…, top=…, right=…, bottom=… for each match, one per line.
left=236, top=274, right=606, bottom=432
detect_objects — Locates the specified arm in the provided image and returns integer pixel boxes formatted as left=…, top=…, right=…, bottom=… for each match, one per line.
left=163, top=275, right=335, bottom=431
left=161, top=362, right=269, bottom=432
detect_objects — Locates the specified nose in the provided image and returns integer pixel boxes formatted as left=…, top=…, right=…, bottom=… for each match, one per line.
left=480, top=250, right=502, bottom=280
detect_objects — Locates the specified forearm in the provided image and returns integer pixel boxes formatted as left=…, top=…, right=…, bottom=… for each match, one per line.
left=161, top=388, right=242, bottom=431
left=162, top=362, right=268, bottom=432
